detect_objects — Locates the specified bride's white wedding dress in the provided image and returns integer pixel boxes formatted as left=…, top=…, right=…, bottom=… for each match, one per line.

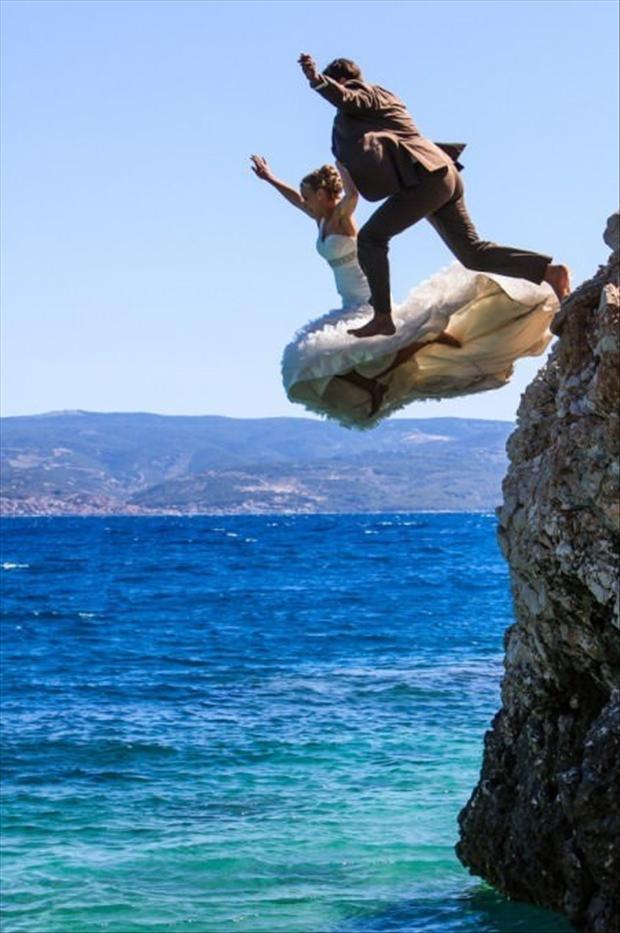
left=281, top=223, right=558, bottom=429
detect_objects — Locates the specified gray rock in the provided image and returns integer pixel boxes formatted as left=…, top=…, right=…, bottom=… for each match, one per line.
left=603, top=210, right=619, bottom=253
left=456, top=213, right=620, bottom=932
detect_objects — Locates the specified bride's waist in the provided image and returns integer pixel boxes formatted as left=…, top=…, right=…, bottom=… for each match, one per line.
left=325, top=249, right=358, bottom=269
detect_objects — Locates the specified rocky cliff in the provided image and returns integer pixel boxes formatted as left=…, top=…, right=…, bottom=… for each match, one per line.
left=457, top=213, right=620, bottom=933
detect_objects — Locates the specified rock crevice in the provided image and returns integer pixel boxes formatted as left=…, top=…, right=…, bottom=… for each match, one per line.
left=456, top=213, right=620, bottom=933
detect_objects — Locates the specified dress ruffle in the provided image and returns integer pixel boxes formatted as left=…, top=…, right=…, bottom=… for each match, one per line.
left=281, top=262, right=558, bottom=430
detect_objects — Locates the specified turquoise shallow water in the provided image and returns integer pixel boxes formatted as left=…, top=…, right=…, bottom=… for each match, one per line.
left=1, top=514, right=574, bottom=932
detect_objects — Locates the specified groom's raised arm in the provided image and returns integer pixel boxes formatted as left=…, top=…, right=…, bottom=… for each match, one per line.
left=298, top=53, right=380, bottom=114
left=311, top=74, right=381, bottom=113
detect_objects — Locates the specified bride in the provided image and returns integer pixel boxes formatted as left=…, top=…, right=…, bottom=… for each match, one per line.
left=250, top=155, right=558, bottom=429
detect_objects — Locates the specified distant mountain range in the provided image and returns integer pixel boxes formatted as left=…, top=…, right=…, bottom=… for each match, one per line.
left=0, top=412, right=514, bottom=515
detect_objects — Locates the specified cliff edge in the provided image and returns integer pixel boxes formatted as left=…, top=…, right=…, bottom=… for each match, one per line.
left=456, top=213, right=620, bottom=933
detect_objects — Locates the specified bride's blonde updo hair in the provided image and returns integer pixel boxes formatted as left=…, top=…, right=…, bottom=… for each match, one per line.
left=301, top=164, right=343, bottom=198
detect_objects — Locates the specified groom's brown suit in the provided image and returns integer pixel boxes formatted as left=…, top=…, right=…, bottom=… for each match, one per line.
left=311, top=73, right=551, bottom=317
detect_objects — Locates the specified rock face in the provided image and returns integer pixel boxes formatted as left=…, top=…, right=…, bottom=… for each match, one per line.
left=456, top=214, right=620, bottom=933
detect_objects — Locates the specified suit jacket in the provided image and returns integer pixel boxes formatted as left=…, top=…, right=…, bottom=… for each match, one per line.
left=311, top=74, right=466, bottom=202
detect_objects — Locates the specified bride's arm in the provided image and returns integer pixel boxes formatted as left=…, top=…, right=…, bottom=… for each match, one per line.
left=250, top=155, right=315, bottom=218
left=334, top=160, right=359, bottom=220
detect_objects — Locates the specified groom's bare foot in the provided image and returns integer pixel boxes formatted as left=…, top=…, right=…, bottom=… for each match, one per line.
left=348, top=315, right=396, bottom=338
left=544, top=264, right=571, bottom=302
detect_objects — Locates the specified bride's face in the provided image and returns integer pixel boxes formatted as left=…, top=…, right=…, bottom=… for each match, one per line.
left=300, top=183, right=320, bottom=214
left=300, top=184, right=334, bottom=218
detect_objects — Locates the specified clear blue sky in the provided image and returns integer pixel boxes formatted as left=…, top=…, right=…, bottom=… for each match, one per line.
left=1, top=0, right=618, bottom=421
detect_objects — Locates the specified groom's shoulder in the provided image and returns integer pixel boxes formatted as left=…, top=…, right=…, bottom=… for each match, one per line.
left=374, top=84, right=407, bottom=105
left=344, top=78, right=395, bottom=95
left=359, top=81, right=406, bottom=106
left=342, top=79, right=406, bottom=110
left=341, top=78, right=373, bottom=92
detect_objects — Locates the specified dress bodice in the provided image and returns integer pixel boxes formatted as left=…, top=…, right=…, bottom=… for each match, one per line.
left=316, top=223, right=372, bottom=309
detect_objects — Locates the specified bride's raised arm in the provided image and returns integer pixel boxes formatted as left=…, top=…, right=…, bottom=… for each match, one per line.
left=250, top=155, right=316, bottom=218
left=334, top=160, right=359, bottom=221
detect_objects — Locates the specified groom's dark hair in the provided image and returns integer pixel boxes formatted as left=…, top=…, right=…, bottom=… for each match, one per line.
left=323, top=58, right=362, bottom=83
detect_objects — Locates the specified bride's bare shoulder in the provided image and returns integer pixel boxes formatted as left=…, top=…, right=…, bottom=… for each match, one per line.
left=333, top=210, right=357, bottom=237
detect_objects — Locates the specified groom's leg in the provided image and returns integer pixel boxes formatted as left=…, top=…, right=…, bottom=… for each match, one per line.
left=357, top=165, right=456, bottom=320
left=428, top=176, right=551, bottom=284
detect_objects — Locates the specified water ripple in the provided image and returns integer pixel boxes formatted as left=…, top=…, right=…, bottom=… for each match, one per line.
left=0, top=515, right=572, bottom=933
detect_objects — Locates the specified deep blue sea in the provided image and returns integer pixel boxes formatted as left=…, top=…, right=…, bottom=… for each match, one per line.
left=1, top=515, right=574, bottom=933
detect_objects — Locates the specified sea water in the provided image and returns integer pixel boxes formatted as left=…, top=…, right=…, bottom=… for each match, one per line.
left=1, top=515, right=574, bottom=932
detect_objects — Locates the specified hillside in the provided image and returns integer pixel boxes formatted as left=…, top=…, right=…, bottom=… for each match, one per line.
left=1, top=413, right=512, bottom=515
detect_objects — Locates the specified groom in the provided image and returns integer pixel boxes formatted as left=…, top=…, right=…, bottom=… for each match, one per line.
left=299, top=54, right=570, bottom=338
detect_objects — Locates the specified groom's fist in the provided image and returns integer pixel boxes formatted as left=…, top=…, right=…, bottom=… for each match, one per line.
left=298, top=53, right=319, bottom=83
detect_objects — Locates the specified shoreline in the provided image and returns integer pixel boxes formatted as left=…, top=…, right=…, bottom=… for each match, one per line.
left=0, top=508, right=499, bottom=519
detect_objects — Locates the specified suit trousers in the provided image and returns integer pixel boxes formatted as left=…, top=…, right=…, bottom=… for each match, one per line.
left=357, top=163, right=552, bottom=318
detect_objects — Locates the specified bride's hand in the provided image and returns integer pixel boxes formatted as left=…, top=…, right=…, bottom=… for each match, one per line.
left=336, top=159, right=358, bottom=196
left=250, top=155, right=273, bottom=181
left=336, top=159, right=353, bottom=181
